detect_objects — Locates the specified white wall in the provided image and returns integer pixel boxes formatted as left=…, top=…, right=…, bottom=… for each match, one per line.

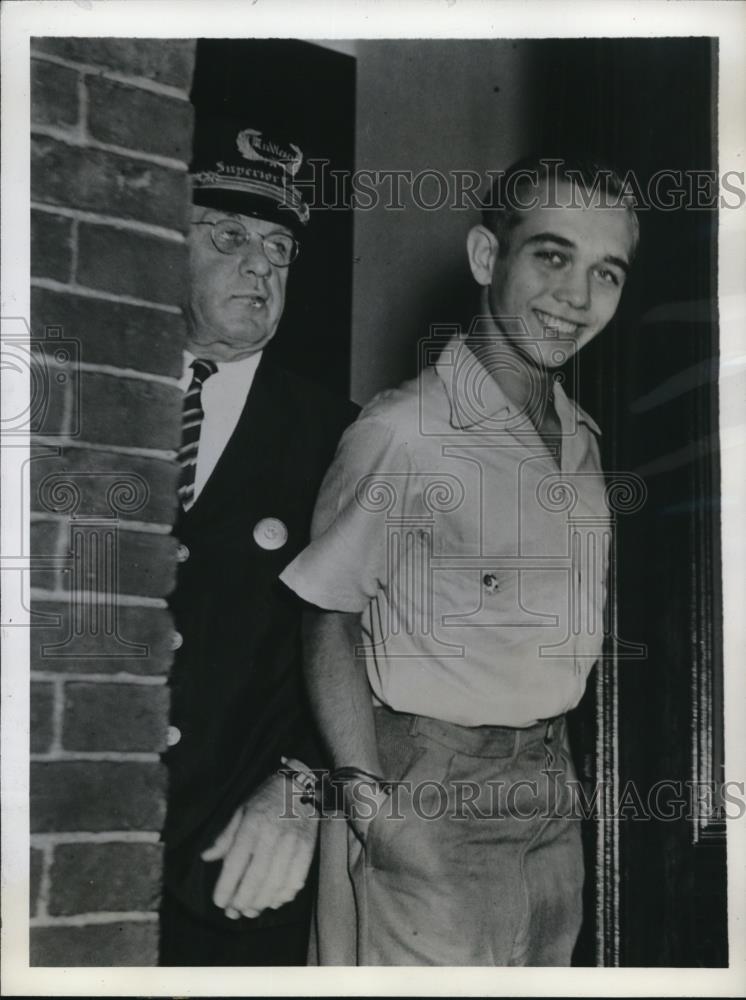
left=349, top=40, right=533, bottom=403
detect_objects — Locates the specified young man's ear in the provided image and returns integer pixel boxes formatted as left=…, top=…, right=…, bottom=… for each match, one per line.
left=466, top=225, right=499, bottom=286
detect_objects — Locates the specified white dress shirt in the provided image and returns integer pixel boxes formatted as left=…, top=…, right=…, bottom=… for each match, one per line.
left=180, top=350, right=262, bottom=504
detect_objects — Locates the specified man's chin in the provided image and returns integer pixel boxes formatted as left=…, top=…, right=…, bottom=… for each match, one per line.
left=186, top=331, right=273, bottom=362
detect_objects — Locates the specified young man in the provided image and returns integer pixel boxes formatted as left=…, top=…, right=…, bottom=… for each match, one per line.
left=159, top=115, right=357, bottom=965
left=281, top=156, right=638, bottom=965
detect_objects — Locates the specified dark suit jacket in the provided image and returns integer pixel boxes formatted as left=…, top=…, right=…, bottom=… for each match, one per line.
left=162, top=356, right=358, bottom=929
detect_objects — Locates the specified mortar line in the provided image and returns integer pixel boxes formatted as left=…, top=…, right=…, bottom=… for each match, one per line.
left=31, top=672, right=167, bottom=686
left=31, top=278, right=183, bottom=314
left=31, top=831, right=161, bottom=845
left=30, top=512, right=175, bottom=536
left=31, top=751, right=161, bottom=763
left=45, top=359, right=181, bottom=388
left=69, top=218, right=79, bottom=285
left=34, top=842, right=55, bottom=921
left=31, top=122, right=188, bottom=171
left=49, top=676, right=65, bottom=755
left=32, top=437, right=177, bottom=462
left=30, top=50, right=191, bottom=100
left=31, top=587, right=168, bottom=609
left=30, top=911, right=158, bottom=927
left=76, top=63, right=87, bottom=138
left=32, top=202, right=185, bottom=243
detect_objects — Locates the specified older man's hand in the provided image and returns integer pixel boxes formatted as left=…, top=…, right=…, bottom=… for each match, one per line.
left=201, top=771, right=318, bottom=920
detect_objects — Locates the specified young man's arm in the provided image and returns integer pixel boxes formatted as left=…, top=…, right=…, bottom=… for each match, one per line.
left=303, top=608, right=381, bottom=774
left=281, top=412, right=409, bottom=830
left=303, top=608, right=392, bottom=837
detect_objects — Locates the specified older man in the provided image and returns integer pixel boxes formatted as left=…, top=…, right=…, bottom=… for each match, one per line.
left=282, top=156, right=638, bottom=965
left=159, top=116, right=357, bottom=966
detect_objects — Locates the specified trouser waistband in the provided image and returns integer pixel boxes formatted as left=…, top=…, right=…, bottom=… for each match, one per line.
left=373, top=705, right=565, bottom=759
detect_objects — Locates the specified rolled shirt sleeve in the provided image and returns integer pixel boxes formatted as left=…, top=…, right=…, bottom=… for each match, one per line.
left=280, top=409, right=412, bottom=613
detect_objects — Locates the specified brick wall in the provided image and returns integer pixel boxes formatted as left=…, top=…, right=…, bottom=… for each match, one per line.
left=29, top=38, right=195, bottom=966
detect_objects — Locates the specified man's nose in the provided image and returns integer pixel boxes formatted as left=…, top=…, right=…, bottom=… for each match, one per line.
left=553, top=267, right=590, bottom=310
left=237, top=235, right=272, bottom=276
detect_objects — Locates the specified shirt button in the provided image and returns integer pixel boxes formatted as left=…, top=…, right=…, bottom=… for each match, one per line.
left=253, top=517, right=288, bottom=550
left=170, top=631, right=183, bottom=651
left=166, top=725, right=182, bottom=747
left=176, top=543, right=190, bottom=563
left=482, top=573, right=499, bottom=593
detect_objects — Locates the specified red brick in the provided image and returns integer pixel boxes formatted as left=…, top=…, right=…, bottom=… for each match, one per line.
left=31, top=920, right=158, bottom=966
left=48, top=842, right=162, bottom=915
left=31, top=57, right=79, bottom=127
left=32, top=136, right=190, bottom=231
left=76, top=223, right=187, bottom=305
left=31, top=211, right=73, bottom=283
left=30, top=600, right=175, bottom=676
left=31, top=682, right=55, bottom=754
left=30, top=848, right=44, bottom=917
left=31, top=761, right=167, bottom=832
left=31, top=38, right=196, bottom=91
left=30, top=520, right=64, bottom=591
left=87, top=76, right=193, bottom=160
left=31, top=287, right=185, bottom=378
left=59, top=527, right=178, bottom=600
left=31, top=447, right=180, bottom=525
left=74, top=372, right=181, bottom=451
left=63, top=683, right=169, bottom=753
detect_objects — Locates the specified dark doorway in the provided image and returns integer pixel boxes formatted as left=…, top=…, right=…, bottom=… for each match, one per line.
left=527, top=37, right=725, bottom=966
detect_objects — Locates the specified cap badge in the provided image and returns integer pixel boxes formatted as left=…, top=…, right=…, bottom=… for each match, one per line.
left=236, top=128, right=303, bottom=177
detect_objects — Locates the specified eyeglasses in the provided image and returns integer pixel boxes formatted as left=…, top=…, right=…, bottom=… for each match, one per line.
left=191, top=218, right=300, bottom=267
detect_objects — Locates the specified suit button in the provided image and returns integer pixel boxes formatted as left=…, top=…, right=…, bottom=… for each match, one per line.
left=253, top=517, right=288, bottom=550
left=176, top=543, right=190, bottom=563
left=482, top=573, right=499, bottom=593
left=170, top=631, right=183, bottom=651
left=166, top=725, right=182, bottom=747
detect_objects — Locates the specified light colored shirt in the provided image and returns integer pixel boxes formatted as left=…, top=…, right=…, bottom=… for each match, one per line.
left=180, top=350, right=262, bottom=503
left=281, top=336, right=611, bottom=727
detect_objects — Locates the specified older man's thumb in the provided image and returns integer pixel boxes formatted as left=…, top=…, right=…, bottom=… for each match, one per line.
left=201, top=810, right=241, bottom=861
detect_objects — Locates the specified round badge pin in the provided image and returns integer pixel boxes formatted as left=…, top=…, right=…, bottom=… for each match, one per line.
left=253, top=517, right=288, bottom=551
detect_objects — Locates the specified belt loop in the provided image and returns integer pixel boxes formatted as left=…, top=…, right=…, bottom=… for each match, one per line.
left=408, top=713, right=419, bottom=737
left=545, top=719, right=555, bottom=742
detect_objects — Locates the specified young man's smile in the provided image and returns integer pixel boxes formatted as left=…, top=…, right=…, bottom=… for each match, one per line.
left=469, top=179, right=636, bottom=369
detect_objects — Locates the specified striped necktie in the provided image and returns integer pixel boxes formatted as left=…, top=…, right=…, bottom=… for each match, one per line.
left=178, top=358, right=218, bottom=508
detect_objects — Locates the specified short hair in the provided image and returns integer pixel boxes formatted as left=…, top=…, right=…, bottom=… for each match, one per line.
left=482, top=154, right=640, bottom=261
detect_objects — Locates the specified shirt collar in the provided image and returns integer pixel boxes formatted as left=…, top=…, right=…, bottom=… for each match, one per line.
left=435, top=335, right=514, bottom=430
left=434, top=334, right=602, bottom=437
left=553, top=378, right=603, bottom=436
left=182, top=348, right=263, bottom=384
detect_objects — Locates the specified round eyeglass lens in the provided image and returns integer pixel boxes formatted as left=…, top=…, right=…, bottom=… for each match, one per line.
left=211, top=220, right=247, bottom=253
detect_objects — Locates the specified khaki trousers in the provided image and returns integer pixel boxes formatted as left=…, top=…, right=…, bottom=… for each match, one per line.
left=310, top=705, right=584, bottom=966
